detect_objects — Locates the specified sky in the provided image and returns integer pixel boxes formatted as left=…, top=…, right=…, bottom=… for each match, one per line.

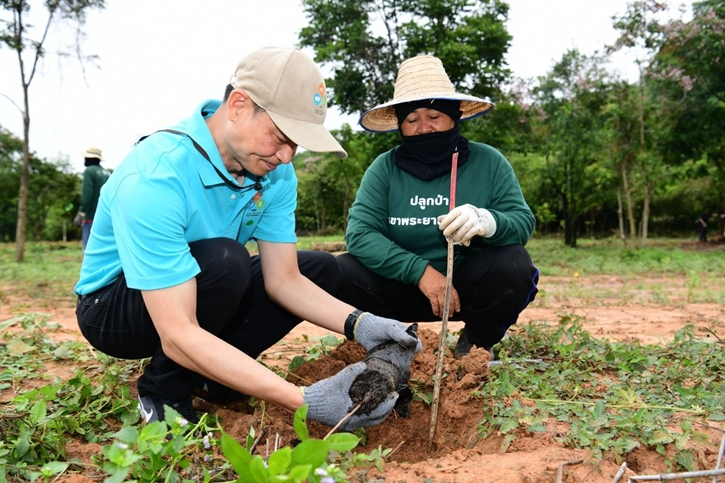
left=0, top=0, right=689, bottom=173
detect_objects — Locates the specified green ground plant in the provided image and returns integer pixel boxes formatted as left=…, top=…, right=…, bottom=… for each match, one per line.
left=479, top=317, right=725, bottom=469
left=1, top=238, right=724, bottom=480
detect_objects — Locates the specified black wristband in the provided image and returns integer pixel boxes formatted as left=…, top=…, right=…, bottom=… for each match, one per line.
left=344, top=309, right=364, bottom=340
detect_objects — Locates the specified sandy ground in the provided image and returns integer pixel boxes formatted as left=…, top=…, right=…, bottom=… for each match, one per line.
left=1, top=269, right=724, bottom=482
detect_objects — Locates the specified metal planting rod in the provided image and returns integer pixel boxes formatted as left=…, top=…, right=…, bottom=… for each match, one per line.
left=428, top=150, right=458, bottom=451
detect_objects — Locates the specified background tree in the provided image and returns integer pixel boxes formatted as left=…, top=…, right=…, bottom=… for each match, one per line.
left=0, top=126, right=80, bottom=243
left=610, top=0, right=676, bottom=246
left=530, top=50, right=613, bottom=247
left=652, top=0, right=725, bottom=236
left=299, top=0, right=515, bottom=235
left=299, top=0, right=512, bottom=116
left=0, top=0, right=105, bottom=261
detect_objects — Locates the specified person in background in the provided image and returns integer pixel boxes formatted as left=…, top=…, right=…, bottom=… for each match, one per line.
left=336, top=54, right=539, bottom=359
left=74, top=147, right=110, bottom=251
left=74, top=47, right=419, bottom=431
left=695, top=209, right=713, bottom=242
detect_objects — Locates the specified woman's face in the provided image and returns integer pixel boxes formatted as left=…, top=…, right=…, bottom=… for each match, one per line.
left=399, top=108, right=456, bottom=136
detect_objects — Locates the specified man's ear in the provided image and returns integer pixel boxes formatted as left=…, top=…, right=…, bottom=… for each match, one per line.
left=227, top=89, right=249, bottom=122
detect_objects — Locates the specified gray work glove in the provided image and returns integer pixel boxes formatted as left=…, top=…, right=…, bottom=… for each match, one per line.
left=437, top=204, right=497, bottom=246
left=303, top=361, right=398, bottom=431
left=73, top=212, right=83, bottom=228
left=354, top=313, right=423, bottom=353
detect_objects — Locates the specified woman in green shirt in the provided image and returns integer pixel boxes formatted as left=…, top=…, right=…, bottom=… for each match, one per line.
left=337, top=55, right=539, bottom=358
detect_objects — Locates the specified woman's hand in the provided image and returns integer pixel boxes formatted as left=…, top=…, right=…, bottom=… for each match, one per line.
left=417, top=265, right=460, bottom=318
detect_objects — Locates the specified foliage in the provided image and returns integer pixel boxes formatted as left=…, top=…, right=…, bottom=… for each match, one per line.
left=299, top=0, right=512, bottom=115
left=529, top=49, right=615, bottom=246
left=220, top=404, right=359, bottom=483
left=1, top=0, right=106, bottom=261
left=478, top=318, right=724, bottom=466
left=652, top=0, right=725, bottom=214
left=0, top=118, right=82, bottom=245
left=0, top=238, right=724, bottom=479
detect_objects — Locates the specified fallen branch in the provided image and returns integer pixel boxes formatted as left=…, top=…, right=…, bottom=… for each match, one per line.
left=386, top=440, right=405, bottom=459
left=557, top=459, right=583, bottom=483
left=628, top=468, right=725, bottom=481
left=249, top=426, right=267, bottom=454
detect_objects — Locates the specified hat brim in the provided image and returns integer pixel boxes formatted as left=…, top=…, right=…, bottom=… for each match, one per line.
left=84, top=152, right=102, bottom=160
left=359, top=93, right=494, bottom=133
left=267, top=111, right=348, bottom=159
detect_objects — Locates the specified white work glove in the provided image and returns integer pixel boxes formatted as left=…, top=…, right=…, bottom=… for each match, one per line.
left=437, top=204, right=496, bottom=246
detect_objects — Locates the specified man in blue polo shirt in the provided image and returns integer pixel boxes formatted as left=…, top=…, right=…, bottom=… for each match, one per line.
left=75, top=47, right=420, bottom=432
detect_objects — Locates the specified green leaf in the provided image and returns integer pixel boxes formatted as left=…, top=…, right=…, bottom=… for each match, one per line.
left=499, top=418, right=517, bottom=433
left=288, top=356, right=305, bottom=372
left=114, top=426, right=139, bottom=444
left=293, top=405, right=310, bottom=441
left=220, top=432, right=254, bottom=480
left=290, top=439, right=329, bottom=470
left=320, top=335, right=339, bottom=346
left=29, top=399, right=46, bottom=424
left=288, top=463, right=312, bottom=482
left=325, top=433, right=359, bottom=452
left=267, top=446, right=292, bottom=477
left=41, top=461, right=70, bottom=475
left=7, top=339, right=34, bottom=355
left=249, top=456, right=269, bottom=483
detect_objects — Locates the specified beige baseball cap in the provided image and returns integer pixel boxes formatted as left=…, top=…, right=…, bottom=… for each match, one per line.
left=231, top=47, right=347, bottom=159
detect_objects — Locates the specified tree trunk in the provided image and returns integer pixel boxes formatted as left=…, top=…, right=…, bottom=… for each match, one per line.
left=617, top=186, right=626, bottom=246
left=639, top=181, right=652, bottom=248
left=15, top=91, right=30, bottom=262
left=621, top=160, right=637, bottom=239
left=636, top=63, right=650, bottom=248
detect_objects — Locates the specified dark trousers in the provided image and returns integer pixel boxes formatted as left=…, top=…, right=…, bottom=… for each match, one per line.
left=336, top=245, right=539, bottom=348
left=76, top=238, right=342, bottom=400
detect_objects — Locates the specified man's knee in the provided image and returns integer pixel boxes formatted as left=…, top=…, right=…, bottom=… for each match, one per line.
left=191, top=238, right=252, bottom=295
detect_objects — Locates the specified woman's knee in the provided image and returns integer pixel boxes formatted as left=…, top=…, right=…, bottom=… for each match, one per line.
left=298, top=251, right=342, bottom=295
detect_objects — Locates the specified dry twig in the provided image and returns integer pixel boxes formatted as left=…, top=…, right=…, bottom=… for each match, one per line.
left=249, top=426, right=267, bottom=454
left=557, top=459, right=583, bottom=483
left=428, top=238, right=454, bottom=452
left=324, top=403, right=361, bottom=439
left=429, top=152, right=459, bottom=451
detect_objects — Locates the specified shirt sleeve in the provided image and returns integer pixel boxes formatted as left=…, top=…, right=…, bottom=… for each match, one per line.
left=110, top=168, right=200, bottom=290
left=79, top=169, right=94, bottom=214
left=482, top=151, right=536, bottom=246
left=345, top=155, right=430, bottom=285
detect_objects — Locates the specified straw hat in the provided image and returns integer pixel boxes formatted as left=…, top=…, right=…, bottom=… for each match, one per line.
left=84, top=147, right=103, bottom=160
left=359, top=55, right=494, bottom=133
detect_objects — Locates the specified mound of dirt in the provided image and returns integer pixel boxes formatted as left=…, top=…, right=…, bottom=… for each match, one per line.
left=210, top=329, right=621, bottom=482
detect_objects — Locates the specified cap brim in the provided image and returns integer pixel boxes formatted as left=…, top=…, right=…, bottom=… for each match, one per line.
left=359, top=94, right=494, bottom=133
left=267, top=112, right=348, bottom=159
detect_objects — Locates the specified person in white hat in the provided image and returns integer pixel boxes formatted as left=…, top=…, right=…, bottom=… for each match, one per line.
left=337, top=54, right=539, bottom=358
left=73, top=47, right=419, bottom=430
left=74, top=147, right=110, bottom=252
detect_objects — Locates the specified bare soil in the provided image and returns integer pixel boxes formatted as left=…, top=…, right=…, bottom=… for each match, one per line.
left=2, top=244, right=725, bottom=482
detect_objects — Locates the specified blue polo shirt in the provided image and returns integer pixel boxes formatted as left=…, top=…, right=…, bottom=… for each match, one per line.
left=74, top=100, right=298, bottom=295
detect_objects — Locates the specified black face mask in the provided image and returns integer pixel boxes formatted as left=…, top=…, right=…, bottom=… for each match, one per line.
left=395, top=126, right=470, bottom=180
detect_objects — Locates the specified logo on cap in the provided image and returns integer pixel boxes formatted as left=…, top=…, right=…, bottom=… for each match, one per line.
left=313, top=83, right=326, bottom=107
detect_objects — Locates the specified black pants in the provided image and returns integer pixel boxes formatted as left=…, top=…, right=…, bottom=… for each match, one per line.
left=76, top=238, right=342, bottom=400
left=336, top=245, right=539, bottom=348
